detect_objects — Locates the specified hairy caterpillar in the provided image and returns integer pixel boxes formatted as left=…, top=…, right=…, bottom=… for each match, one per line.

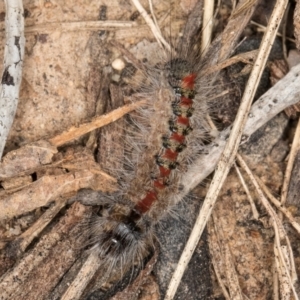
left=70, top=0, right=251, bottom=298
left=85, top=10, right=214, bottom=278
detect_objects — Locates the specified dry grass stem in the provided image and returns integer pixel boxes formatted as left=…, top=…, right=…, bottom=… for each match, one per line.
left=201, top=0, right=214, bottom=54
left=211, top=259, right=231, bottom=300
left=24, top=20, right=137, bottom=34
left=234, top=163, right=259, bottom=219
left=130, top=0, right=171, bottom=51
left=286, top=237, right=298, bottom=283
left=273, top=261, right=280, bottom=300
left=205, top=49, right=258, bottom=75
left=250, top=20, right=296, bottom=43
left=231, top=0, right=257, bottom=18
left=281, top=2, right=290, bottom=61
left=11, top=199, right=67, bottom=254
left=61, top=250, right=104, bottom=300
left=280, top=117, right=300, bottom=205
left=256, top=175, right=300, bottom=234
left=208, top=219, right=232, bottom=300
left=212, top=212, right=243, bottom=299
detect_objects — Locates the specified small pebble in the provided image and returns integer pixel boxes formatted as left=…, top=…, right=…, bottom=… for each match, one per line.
left=112, top=58, right=125, bottom=71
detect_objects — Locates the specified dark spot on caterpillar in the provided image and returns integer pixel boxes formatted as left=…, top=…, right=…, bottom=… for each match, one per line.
left=182, top=125, right=193, bottom=136
left=2, top=67, right=14, bottom=86
left=176, top=143, right=187, bottom=152
left=165, top=58, right=192, bottom=88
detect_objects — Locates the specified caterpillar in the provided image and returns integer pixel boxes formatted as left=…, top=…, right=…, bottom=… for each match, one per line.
left=85, top=8, right=213, bottom=280
left=70, top=0, right=253, bottom=298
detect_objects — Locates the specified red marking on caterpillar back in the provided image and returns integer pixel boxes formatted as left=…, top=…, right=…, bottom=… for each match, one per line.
left=136, top=190, right=158, bottom=214
left=159, top=165, right=171, bottom=177
left=177, top=116, right=190, bottom=126
left=180, top=96, right=193, bottom=106
left=163, top=149, right=179, bottom=161
left=170, top=132, right=185, bottom=144
left=182, top=73, right=196, bottom=89
left=154, top=178, right=167, bottom=189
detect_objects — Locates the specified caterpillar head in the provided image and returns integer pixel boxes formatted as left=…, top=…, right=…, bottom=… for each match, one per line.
left=88, top=203, right=154, bottom=274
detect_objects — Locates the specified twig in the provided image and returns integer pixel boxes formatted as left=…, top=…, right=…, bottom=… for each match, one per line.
left=281, top=2, right=290, bottom=61
left=250, top=20, right=296, bottom=43
left=205, top=49, right=258, bottom=75
left=255, top=176, right=300, bottom=234
left=234, top=163, right=259, bottom=219
left=24, top=20, right=136, bottom=34
left=273, top=260, right=280, bottom=300
left=49, top=100, right=145, bottom=146
left=7, top=199, right=67, bottom=254
left=201, top=0, right=214, bottom=54
left=61, top=250, right=104, bottom=300
left=286, top=236, right=298, bottom=283
left=0, top=0, right=25, bottom=158
left=212, top=212, right=243, bottom=299
left=280, top=117, right=300, bottom=205
left=148, top=0, right=160, bottom=34
left=130, top=0, right=171, bottom=52
left=164, top=1, right=289, bottom=298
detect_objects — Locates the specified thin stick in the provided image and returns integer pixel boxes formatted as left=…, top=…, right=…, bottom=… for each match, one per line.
left=256, top=176, right=300, bottom=234
left=130, top=0, right=171, bottom=52
left=16, top=199, right=66, bottom=253
left=164, top=1, right=289, bottom=298
left=148, top=0, right=160, bottom=34
left=281, top=2, right=290, bottom=61
left=250, top=20, right=296, bottom=43
left=24, top=20, right=136, bottom=34
left=0, top=0, right=25, bottom=158
left=212, top=259, right=231, bottom=300
left=280, top=117, right=300, bottom=205
left=201, top=0, right=214, bottom=54
left=273, top=260, right=280, bottom=300
left=61, top=251, right=104, bottom=300
left=212, top=212, right=243, bottom=299
left=49, top=100, right=145, bottom=146
left=286, top=236, right=298, bottom=283
left=234, top=163, right=259, bottom=220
